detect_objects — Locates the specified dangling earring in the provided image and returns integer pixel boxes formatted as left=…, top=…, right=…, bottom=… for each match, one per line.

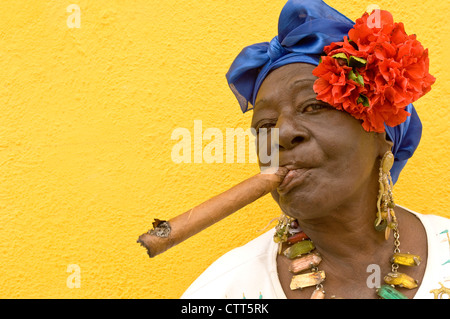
left=374, top=151, right=398, bottom=240
left=273, top=214, right=295, bottom=243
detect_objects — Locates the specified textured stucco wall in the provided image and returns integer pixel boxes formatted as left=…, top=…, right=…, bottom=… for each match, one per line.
left=0, top=0, right=448, bottom=298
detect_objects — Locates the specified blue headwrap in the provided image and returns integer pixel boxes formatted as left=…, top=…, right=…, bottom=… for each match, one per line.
left=226, top=0, right=422, bottom=184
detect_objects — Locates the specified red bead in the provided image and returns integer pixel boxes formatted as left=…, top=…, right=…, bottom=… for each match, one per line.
left=287, top=231, right=309, bottom=244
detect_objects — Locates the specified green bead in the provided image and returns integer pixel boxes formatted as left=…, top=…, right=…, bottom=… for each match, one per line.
left=376, top=284, right=408, bottom=299
left=283, top=240, right=315, bottom=259
left=374, top=218, right=387, bottom=232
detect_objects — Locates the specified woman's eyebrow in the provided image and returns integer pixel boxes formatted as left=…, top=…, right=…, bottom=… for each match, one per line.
left=289, top=78, right=315, bottom=90
left=254, top=78, right=315, bottom=110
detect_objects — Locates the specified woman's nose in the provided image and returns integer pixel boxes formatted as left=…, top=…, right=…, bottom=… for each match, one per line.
left=276, top=115, right=309, bottom=151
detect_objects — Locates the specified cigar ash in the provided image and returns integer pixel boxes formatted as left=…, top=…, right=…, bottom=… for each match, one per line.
left=148, top=219, right=171, bottom=238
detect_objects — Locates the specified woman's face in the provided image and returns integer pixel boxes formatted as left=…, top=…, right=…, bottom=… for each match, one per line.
left=252, top=63, right=387, bottom=220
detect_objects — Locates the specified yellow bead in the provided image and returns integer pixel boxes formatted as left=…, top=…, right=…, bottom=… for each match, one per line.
left=390, top=253, right=421, bottom=267
left=382, top=152, right=394, bottom=173
left=290, top=271, right=326, bottom=290
left=384, top=272, right=418, bottom=289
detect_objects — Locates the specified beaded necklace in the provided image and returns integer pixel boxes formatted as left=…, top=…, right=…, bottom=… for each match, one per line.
left=274, top=215, right=421, bottom=299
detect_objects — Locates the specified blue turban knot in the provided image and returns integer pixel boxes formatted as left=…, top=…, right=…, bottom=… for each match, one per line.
left=225, top=0, right=422, bottom=184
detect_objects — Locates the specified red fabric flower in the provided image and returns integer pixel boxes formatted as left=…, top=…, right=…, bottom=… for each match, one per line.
left=313, top=10, right=436, bottom=133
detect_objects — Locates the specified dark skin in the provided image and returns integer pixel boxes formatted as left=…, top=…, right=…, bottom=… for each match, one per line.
left=252, top=63, right=428, bottom=299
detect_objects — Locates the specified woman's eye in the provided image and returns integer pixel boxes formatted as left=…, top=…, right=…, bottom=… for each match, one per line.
left=259, top=123, right=275, bottom=129
left=304, top=104, right=323, bottom=112
left=303, top=103, right=330, bottom=112
left=256, top=122, right=276, bottom=134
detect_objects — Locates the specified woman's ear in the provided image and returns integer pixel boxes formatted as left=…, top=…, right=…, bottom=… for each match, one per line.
left=376, top=131, right=394, bottom=158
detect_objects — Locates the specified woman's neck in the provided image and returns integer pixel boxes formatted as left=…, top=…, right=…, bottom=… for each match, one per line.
left=299, top=203, right=389, bottom=258
left=292, top=175, right=396, bottom=292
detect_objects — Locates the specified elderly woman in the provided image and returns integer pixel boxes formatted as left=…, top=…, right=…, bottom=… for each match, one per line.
left=177, top=0, right=450, bottom=299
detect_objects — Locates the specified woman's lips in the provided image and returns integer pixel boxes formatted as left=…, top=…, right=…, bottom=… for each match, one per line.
left=277, top=168, right=310, bottom=195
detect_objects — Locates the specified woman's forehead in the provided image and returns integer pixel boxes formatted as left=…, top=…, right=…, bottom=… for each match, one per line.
left=263, top=63, right=316, bottom=85
left=254, top=63, right=317, bottom=110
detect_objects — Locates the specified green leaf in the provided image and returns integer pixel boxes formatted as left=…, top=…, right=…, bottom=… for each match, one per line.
left=349, top=56, right=367, bottom=68
left=348, top=69, right=357, bottom=81
left=348, top=70, right=364, bottom=87
left=332, top=53, right=348, bottom=64
left=355, top=73, right=364, bottom=87
left=357, top=94, right=370, bottom=107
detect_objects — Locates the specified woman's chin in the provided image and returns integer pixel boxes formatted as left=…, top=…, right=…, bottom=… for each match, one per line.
left=277, top=191, right=313, bottom=219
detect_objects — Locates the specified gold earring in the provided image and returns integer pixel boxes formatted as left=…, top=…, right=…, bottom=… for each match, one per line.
left=374, top=151, right=398, bottom=240
left=273, top=213, right=295, bottom=244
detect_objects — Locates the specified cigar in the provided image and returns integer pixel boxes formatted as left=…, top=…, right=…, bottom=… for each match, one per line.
left=137, top=167, right=289, bottom=258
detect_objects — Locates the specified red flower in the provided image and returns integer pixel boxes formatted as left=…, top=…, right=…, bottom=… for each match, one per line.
left=313, top=9, right=436, bottom=133
left=313, top=56, right=365, bottom=111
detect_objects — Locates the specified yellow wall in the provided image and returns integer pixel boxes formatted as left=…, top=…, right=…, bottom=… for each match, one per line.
left=0, top=0, right=448, bottom=298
